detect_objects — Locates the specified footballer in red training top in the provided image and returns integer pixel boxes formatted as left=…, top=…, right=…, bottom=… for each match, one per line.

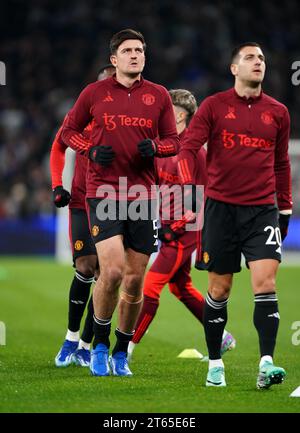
left=59, top=29, right=179, bottom=378
left=178, top=42, right=292, bottom=389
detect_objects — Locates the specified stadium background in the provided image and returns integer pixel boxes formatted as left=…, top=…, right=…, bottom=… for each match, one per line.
left=0, top=0, right=300, bottom=415
left=0, top=0, right=300, bottom=257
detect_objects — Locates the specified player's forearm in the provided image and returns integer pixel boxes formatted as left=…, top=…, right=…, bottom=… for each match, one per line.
left=154, top=135, right=179, bottom=158
left=275, top=161, right=293, bottom=212
left=50, top=138, right=67, bottom=189
left=170, top=210, right=196, bottom=232
left=177, top=149, right=198, bottom=184
left=61, top=127, right=91, bottom=155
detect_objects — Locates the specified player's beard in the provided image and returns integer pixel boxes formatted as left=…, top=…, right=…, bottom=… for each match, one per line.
left=126, top=71, right=141, bottom=79
left=125, top=66, right=144, bottom=79
left=245, top=78, right=262, bottom=89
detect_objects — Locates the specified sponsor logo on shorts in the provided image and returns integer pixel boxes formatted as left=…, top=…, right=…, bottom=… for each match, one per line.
left=92, top=225, right=100, bottom=237
left=74, top=240, right=84, bottom=251
left=203, top=251, right=210, bottom=263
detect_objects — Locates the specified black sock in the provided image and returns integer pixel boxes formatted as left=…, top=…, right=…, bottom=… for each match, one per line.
left=68, top=270, right=94, bottom=332
left=80, top=295, right=94, bottom=344
left=112, top=328, right=134, bottom=356
left=203, top=293, right=228, bottom=359
left=253, top=292, right=279, bottom=357
left=93, top=315, right=111, bottom=349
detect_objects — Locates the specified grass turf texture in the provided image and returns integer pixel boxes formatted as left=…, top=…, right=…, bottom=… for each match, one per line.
left=0, top=257, right=300, bottom=413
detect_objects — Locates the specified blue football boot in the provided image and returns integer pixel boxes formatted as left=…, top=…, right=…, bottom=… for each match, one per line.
left=55, top=340, right=78, bottom=367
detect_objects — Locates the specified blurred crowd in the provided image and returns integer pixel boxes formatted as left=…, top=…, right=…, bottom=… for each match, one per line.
left=1, top=0, right=300, bottom=218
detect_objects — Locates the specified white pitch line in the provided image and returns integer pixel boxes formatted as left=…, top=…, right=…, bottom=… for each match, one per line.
left=290, top=386, right=300, bottom=397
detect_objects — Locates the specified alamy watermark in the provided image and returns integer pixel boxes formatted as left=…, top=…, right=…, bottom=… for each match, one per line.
left=0, top=321, right=6, bottom=345
left=94, top=178, right=205, bottom=231
left=291, top=321, right=300, bottom=346
left=291, top=61, right=300, bottom=86
left=0, top=61, right=6, bottom=85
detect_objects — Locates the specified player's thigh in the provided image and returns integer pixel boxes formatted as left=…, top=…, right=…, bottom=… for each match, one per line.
left=169, top=233, right=196, bottom=284
left=197, top=198, right=241, bottom=274
left=95, top=235, right=126, bottom=281
left=242, top=205, right=281, bottom=266
left=148, top=240, right=185, bottom=280
left=125, top=200, right=158, bottom=256
left=69, top=207, right=97, bottom=266
left=87, top=198, right=125, bottom=245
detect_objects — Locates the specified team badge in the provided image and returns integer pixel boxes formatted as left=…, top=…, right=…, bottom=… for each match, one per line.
left=203, top=252, right=210, bottom=264
left=92, top=225, right=100, bottom=237
left=142, top=93, right=155, bottom=105
left=74, top=240, right=84, bottom=251
left=261, top=111, right=273, bottom=125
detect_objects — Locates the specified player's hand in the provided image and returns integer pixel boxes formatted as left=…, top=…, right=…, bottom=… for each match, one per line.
left=137, top=139, right=156, bottom=158
left=158, top=226, right=177, bottom=243
left=53, top=186, right=71, bottom=208
left=89, top=145, right=115, bottom=166
left=279, top=213, right=290, bottom=241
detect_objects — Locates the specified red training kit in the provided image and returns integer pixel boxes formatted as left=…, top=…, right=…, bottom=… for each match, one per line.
left=178, top=88, right=292, bottom=211
left=60, top=76, right=179, bottom=199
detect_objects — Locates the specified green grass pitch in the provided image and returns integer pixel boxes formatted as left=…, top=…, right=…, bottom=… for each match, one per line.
left=0, top=257, right=300, bottom=413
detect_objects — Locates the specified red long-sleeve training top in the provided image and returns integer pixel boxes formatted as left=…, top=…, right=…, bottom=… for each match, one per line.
left=60, top=75, right=179, bottom=200
left=178, top=88, right=292, bottom=211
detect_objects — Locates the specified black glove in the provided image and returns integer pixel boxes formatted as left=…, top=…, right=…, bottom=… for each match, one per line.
left=158, top=226, right=177, bottom=243
left=89, top=145, right=115, bottom=166
left=279, top=213, right=290, bottom=241
left=53, top=186, right=71, bottom=208
left=137, top=139, right=156, bottom=158
left=183, top=184, right=197, bottom=213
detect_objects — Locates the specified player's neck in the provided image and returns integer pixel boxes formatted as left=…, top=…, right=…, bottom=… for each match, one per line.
left=234, top=82, right=262, bottom=99
left=116, top=71, right=141, bottom=88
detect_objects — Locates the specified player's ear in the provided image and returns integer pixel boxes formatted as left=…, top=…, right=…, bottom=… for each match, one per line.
left=110, top=54, right=117, bottom=67
left=230, top=63, right=238, bottom=77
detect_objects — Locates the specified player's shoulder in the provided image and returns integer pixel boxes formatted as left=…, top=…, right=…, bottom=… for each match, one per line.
left=142, top=79, right=169, bottom=98
left=82, top=78, right=111, bottom=93
left=199, top=88, right=233, bottom=108
left=261, top=92, right=289, bottom=114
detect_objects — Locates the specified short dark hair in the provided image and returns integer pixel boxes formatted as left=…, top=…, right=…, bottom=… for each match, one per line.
left=231, top=42, right=262, bottom=63
left=110, top=29, right=146, bottom=54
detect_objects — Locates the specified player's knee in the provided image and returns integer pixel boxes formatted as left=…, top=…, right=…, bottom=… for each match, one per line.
left=254, top=275, right=276, bottom=294
left=209, top=287, right=230, bottom=301
left=75, top=256, right=97, bottom=276
left=208, top=273, right=232, bottom=300
left=124, top=273, right=143, bottom=296
left=102, top=266, right=124, bottom=289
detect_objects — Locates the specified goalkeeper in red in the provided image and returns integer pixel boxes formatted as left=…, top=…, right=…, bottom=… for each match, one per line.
left=128, top=89, right=235, bottom=361
left=178, top=42, right=292, bottom=389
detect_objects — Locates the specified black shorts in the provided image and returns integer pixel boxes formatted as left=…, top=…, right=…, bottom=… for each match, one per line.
left=195, top=198, right=281, bottom=274
left=87, top=199, right=158, bottom=256
left=69, top=208, right=97, bottom=263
